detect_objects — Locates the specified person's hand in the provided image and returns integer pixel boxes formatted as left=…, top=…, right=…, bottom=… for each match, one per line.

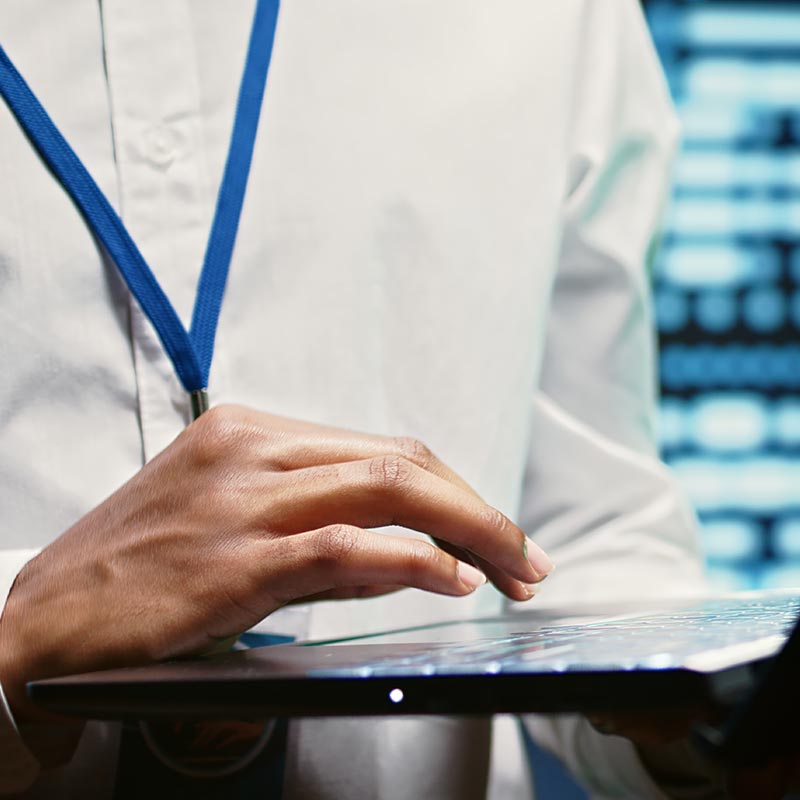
left=0, top=405, right=553, bottom=728
left=587, top=712, right=800, bottom=799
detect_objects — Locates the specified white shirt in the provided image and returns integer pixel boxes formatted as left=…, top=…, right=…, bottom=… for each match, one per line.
left=0, top=0, right=707, bottom=796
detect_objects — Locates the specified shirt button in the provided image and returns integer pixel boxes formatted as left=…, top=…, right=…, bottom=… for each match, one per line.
left=141, top=124, right=181, bottom=167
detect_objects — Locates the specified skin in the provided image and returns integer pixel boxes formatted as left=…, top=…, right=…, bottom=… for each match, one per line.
left=0, top=404, right=553, bottom=745
left=3, top=402, right=792, bottom=792
left=588, top=712, right=800, bottom=799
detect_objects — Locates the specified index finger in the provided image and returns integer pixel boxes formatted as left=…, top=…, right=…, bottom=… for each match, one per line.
left=230, top=408, right=481, bottom=495
left=261, top=456, right=554, bottom=594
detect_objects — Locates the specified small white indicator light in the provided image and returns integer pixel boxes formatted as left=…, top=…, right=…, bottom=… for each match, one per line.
left=389, top=688, right=404, bottom=704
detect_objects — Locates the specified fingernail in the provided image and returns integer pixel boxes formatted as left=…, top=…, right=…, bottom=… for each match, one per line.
left=524, top=538, right=554, bottom=580
left=457, top=562, right=487, bottom=591
left=522, top=583, right=538, bottom=599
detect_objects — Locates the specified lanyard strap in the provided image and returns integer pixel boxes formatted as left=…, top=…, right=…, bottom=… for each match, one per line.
left=0, top=0, right=280, bottom=413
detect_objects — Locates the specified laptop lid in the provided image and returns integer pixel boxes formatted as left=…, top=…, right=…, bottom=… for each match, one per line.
left=28, top=590, right=799, bottom=724
left=694, top=605, right=800, bottom=767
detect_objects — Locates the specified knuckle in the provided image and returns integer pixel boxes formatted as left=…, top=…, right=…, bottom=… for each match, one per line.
left=368, top=455, right=414, bottom=492
left=393, top=436, right=434, bottom=469
left=187, top=404, right=250, bottom=463
left=404, top=541, right=441, bottom=578
left=480, top=505, right=509, bottom=536
left=314, top=525, right=360, bottom=565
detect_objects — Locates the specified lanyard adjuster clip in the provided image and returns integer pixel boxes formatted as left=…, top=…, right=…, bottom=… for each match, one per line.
left=190, top=388, right=210, bottom=420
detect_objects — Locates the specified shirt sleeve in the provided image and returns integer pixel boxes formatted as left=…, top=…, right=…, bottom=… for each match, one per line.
left=516, top=1, right=709, bottom=796
left=0, top=550, right=42, bottom=794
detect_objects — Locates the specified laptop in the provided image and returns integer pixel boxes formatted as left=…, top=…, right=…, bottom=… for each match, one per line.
left=28, top=588, right=800, bottom=767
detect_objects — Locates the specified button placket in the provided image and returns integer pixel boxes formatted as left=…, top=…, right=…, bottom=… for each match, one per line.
left=141, top=123, right=183, bottom=168
left=101, top=0, right=214, bottom=447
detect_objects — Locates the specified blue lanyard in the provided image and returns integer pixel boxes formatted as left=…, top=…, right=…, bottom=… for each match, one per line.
left=0, top=0, right=280, bottom=418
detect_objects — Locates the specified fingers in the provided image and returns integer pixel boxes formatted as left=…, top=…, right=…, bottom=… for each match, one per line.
left=288, top=585, right=407, bottom=604
left=249, top=414, right=543, bottom=597
left=276, top=434, right=478, bottom=499
left=209, top=406, right=481, bottom=497
left=189, top=406, right=554, bottom=599
left=259, top=526, right=489, bottom=606
left=261, top=457, right=552, bottom=586
left=432, top=538, right=536, bottom=603
left=464, top=555, right=539, bottom=603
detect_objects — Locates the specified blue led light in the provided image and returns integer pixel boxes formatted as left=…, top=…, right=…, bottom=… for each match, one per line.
left=742, top=289, right=786, bottom=332
left=685, top=346, right=716, bottom=387
left=669, top=457, right=729, bottom=512
left=662, top=345, right=800, bottom=390
left=736, top=345, right=765, bottom=387
left=684, top=59, right=800, bottom=105
left=705, top=565, right=756, bottom=593
left=769, top=347, right=800, bottom=386
left=702, top=518, right=762, bottom=561
left=674, top=151, right=780, bottom=190
left=683, top=7, right=800, bottom=49
left=772, top=518, right=800, bottom=560
left=708, top=346, right=741, bottom=386
left=657, top=244, right=777, bottom=289
left=790, top=291, right=800, bottom=329
left=654, top=290, right=690, bottom=332
left=690, top=393, right=768, bottom=452
left=675, top=103, right=744, bottom=143
left=773, top=400, right=800, bottom=447
left=694, top=292, right=737, bottom=333
left=671, top=456, right=800, bottom=513
left=649, top=1, right=800, bottom=583
left=760, top=564, right=800, bottom=591
left=658, top=399, right=688, bottom=450
left=668, top=198, right=799, bottom=238
left=660, top=346, right=690, bottom=390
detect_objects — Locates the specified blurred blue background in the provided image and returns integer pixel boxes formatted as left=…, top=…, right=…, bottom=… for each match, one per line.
left=645, top=1, right=800, bottom=592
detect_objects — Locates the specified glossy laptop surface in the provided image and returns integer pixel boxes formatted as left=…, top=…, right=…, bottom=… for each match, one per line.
left=29, top=589, right=800, bottom=739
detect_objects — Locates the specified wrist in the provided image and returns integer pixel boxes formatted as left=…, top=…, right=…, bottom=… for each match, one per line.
left=0, top=555, right=63, bottom=726
left=0, top=562, right=35, bottom=724
left=0, top=563, right=85, bottom=766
